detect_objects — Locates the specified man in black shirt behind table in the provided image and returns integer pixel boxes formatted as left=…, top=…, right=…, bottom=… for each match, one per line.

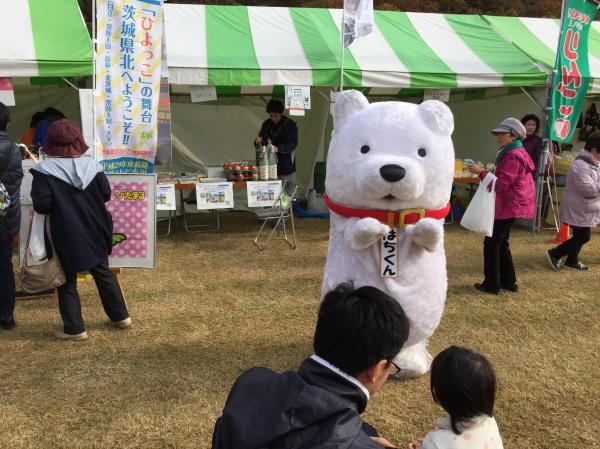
left=255, top=100, right=298, bottom=192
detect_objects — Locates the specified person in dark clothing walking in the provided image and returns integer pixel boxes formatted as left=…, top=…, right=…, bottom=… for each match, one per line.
left=211, top=283, right=410, bottom=449
left=30, top=119, right=130, bottom=341
left=0, top=102, right=23, bottom=330
left=255, top=99, right=298, bottom=187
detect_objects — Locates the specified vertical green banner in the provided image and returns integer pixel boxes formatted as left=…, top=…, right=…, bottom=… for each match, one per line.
left=550, top=0, right=599, bottom=142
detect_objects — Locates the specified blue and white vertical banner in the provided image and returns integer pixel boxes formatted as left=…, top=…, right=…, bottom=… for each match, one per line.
left=95, top=0, right=164, bottom=173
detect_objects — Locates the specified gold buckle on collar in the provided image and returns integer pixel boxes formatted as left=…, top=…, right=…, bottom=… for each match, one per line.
left=398, top=208, right=425, bottom=228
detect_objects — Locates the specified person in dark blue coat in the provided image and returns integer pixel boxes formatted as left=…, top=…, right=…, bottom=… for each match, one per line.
left=0, top=102, right=23, bottom=330
left=30, top=119, right=130, bottom=341
left=212, top=283, right=410, bottom=449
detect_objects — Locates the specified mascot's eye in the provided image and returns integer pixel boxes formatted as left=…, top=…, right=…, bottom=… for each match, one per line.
left=418, top=148, right=427, bottom=157
left=360, top=145, right=371, bottom=154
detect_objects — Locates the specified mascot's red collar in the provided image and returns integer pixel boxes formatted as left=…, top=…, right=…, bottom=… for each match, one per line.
left=323, top=193, right=450, bottom=228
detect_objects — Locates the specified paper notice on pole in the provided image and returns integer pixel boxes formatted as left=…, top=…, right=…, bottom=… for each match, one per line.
left=79, top=89, right=94, bottom=152
left=423, top=89, right=450, bottom=102
left=156, top=183, right=176, bottom=210
left=246, top=181, right=282, bottom=207
left=190, top=86, right=217, bottom=103
left=196, top=182, right=234, bottom=209
left=0, top=78, right=15, bottom=106
left=289, top=98, right=305, bottom=116
left=285, top=86, right=310, bottom=114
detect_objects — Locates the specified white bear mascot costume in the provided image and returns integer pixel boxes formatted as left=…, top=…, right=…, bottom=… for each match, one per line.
left=322, top=90, right=455, bottom=378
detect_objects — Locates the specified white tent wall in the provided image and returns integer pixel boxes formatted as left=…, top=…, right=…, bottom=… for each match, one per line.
left=4, top=84, right=82, bottom=143
left=166, top=87, right=331, bottom=198
left=449, top=88, right=547, bottom=162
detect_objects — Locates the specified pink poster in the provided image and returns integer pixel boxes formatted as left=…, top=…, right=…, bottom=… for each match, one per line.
left=106, top=174, right=156, bottom=268
left=0, top=77, right=15, bottom=106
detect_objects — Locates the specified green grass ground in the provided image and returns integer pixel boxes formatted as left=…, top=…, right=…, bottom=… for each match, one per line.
left=1, top=213, right=598, bottom=449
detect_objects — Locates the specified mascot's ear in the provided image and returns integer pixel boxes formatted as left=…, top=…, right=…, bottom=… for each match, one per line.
left=418, top=100, right=454, bottom=136
left=333, top=90, right=369, bottom=130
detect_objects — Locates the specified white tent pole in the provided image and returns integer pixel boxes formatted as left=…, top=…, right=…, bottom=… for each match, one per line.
left=92, top=0, right=97, bottom=160
left=339, top=0, right=346, bottom=91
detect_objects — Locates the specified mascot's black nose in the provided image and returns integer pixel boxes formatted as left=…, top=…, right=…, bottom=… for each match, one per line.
left=380, top=164, right=406, bottom=182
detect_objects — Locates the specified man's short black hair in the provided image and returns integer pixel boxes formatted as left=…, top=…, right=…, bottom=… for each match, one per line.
left=30, top=111, right=46, bottom=128
left=43, top=107, right=65, bottom=120
left=585, top=130, right=600, bottom=153
left=430, top=346, right=496, bottom=435
left=314, top=283, right=410, bottom=377
left=0, top=102, right=10, bottom=132
left=266, top=100, right=284, bottom=114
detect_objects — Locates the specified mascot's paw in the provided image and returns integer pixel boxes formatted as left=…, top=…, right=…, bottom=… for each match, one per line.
left=405, top=218, right=443, bottom=252
left=348, top=217, right=391, bottom=250
left=390, top=341, right=433, bottom=380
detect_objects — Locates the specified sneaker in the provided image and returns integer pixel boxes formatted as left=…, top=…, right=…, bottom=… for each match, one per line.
left=563, top=261, right=590, bottom=271
left=474, top=283, right=500, bottom=295
left=110, top=317, right=132, bottom=329
left=501, top=283, right=519, bottom=293
left=546, top=250, right=561, bottom=271
left=0, top=317, right=16, bottom=330
left=54, top=331, right=89, bottom=341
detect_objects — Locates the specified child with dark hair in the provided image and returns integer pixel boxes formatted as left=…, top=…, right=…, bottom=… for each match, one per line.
left=408, top=346, right=503, bottom=449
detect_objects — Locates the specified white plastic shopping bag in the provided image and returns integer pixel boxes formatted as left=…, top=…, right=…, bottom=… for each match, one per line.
left=27, top=212, right=47, bottom=266
left=460, top=172, right=497, bottom=237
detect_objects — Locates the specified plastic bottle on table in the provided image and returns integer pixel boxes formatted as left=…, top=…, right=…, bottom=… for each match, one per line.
left=255, top=140, right=261, bottom=167
left=259, top=146, right=269, bottom=180
left=268, top=144, right=278, bottom=180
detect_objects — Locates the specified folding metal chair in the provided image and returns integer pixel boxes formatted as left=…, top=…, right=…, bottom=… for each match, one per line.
left=254, top=182, right=297, bottom=251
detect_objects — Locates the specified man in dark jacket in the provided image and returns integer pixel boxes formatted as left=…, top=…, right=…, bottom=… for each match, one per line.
left=255, top=100, right=298, bottom=188
left=0, top=102, right=23, bottom=330
left=212, top=283, right=410, bottom=449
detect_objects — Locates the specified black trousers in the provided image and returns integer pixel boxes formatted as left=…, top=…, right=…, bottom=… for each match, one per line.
left=483, top=219, right=516, bottom=290
left=57, top=259, right=129, bottom=335
left=0, top=239, right=15, bottom=321
left=551, top=226, right=591, bottom=265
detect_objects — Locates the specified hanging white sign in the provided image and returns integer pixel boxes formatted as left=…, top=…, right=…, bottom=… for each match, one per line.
left=380, top=229, right=399, bottom=278
left=285, top=86, right=310, bottom=116
left=190, top=85, right=217, bottom=103
left=423, top=89, right=450, bottom=102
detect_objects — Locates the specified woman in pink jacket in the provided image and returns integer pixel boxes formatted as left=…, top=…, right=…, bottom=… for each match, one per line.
left=469, top=118, right=536, bottom=294
left=547, top=132, right=600, bottom=271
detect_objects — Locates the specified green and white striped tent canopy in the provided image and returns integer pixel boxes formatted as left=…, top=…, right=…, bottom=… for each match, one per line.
left=164, top=4, right=548, bottom=90
left=0, top=0, right=92, bottom=78
left=484, top=15, right=600, bottom=92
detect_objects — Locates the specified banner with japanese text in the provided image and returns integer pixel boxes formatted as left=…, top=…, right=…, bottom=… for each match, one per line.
left=550, top=0, right=599, bottom=142
left=95, top=0, right=164, bottom=173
